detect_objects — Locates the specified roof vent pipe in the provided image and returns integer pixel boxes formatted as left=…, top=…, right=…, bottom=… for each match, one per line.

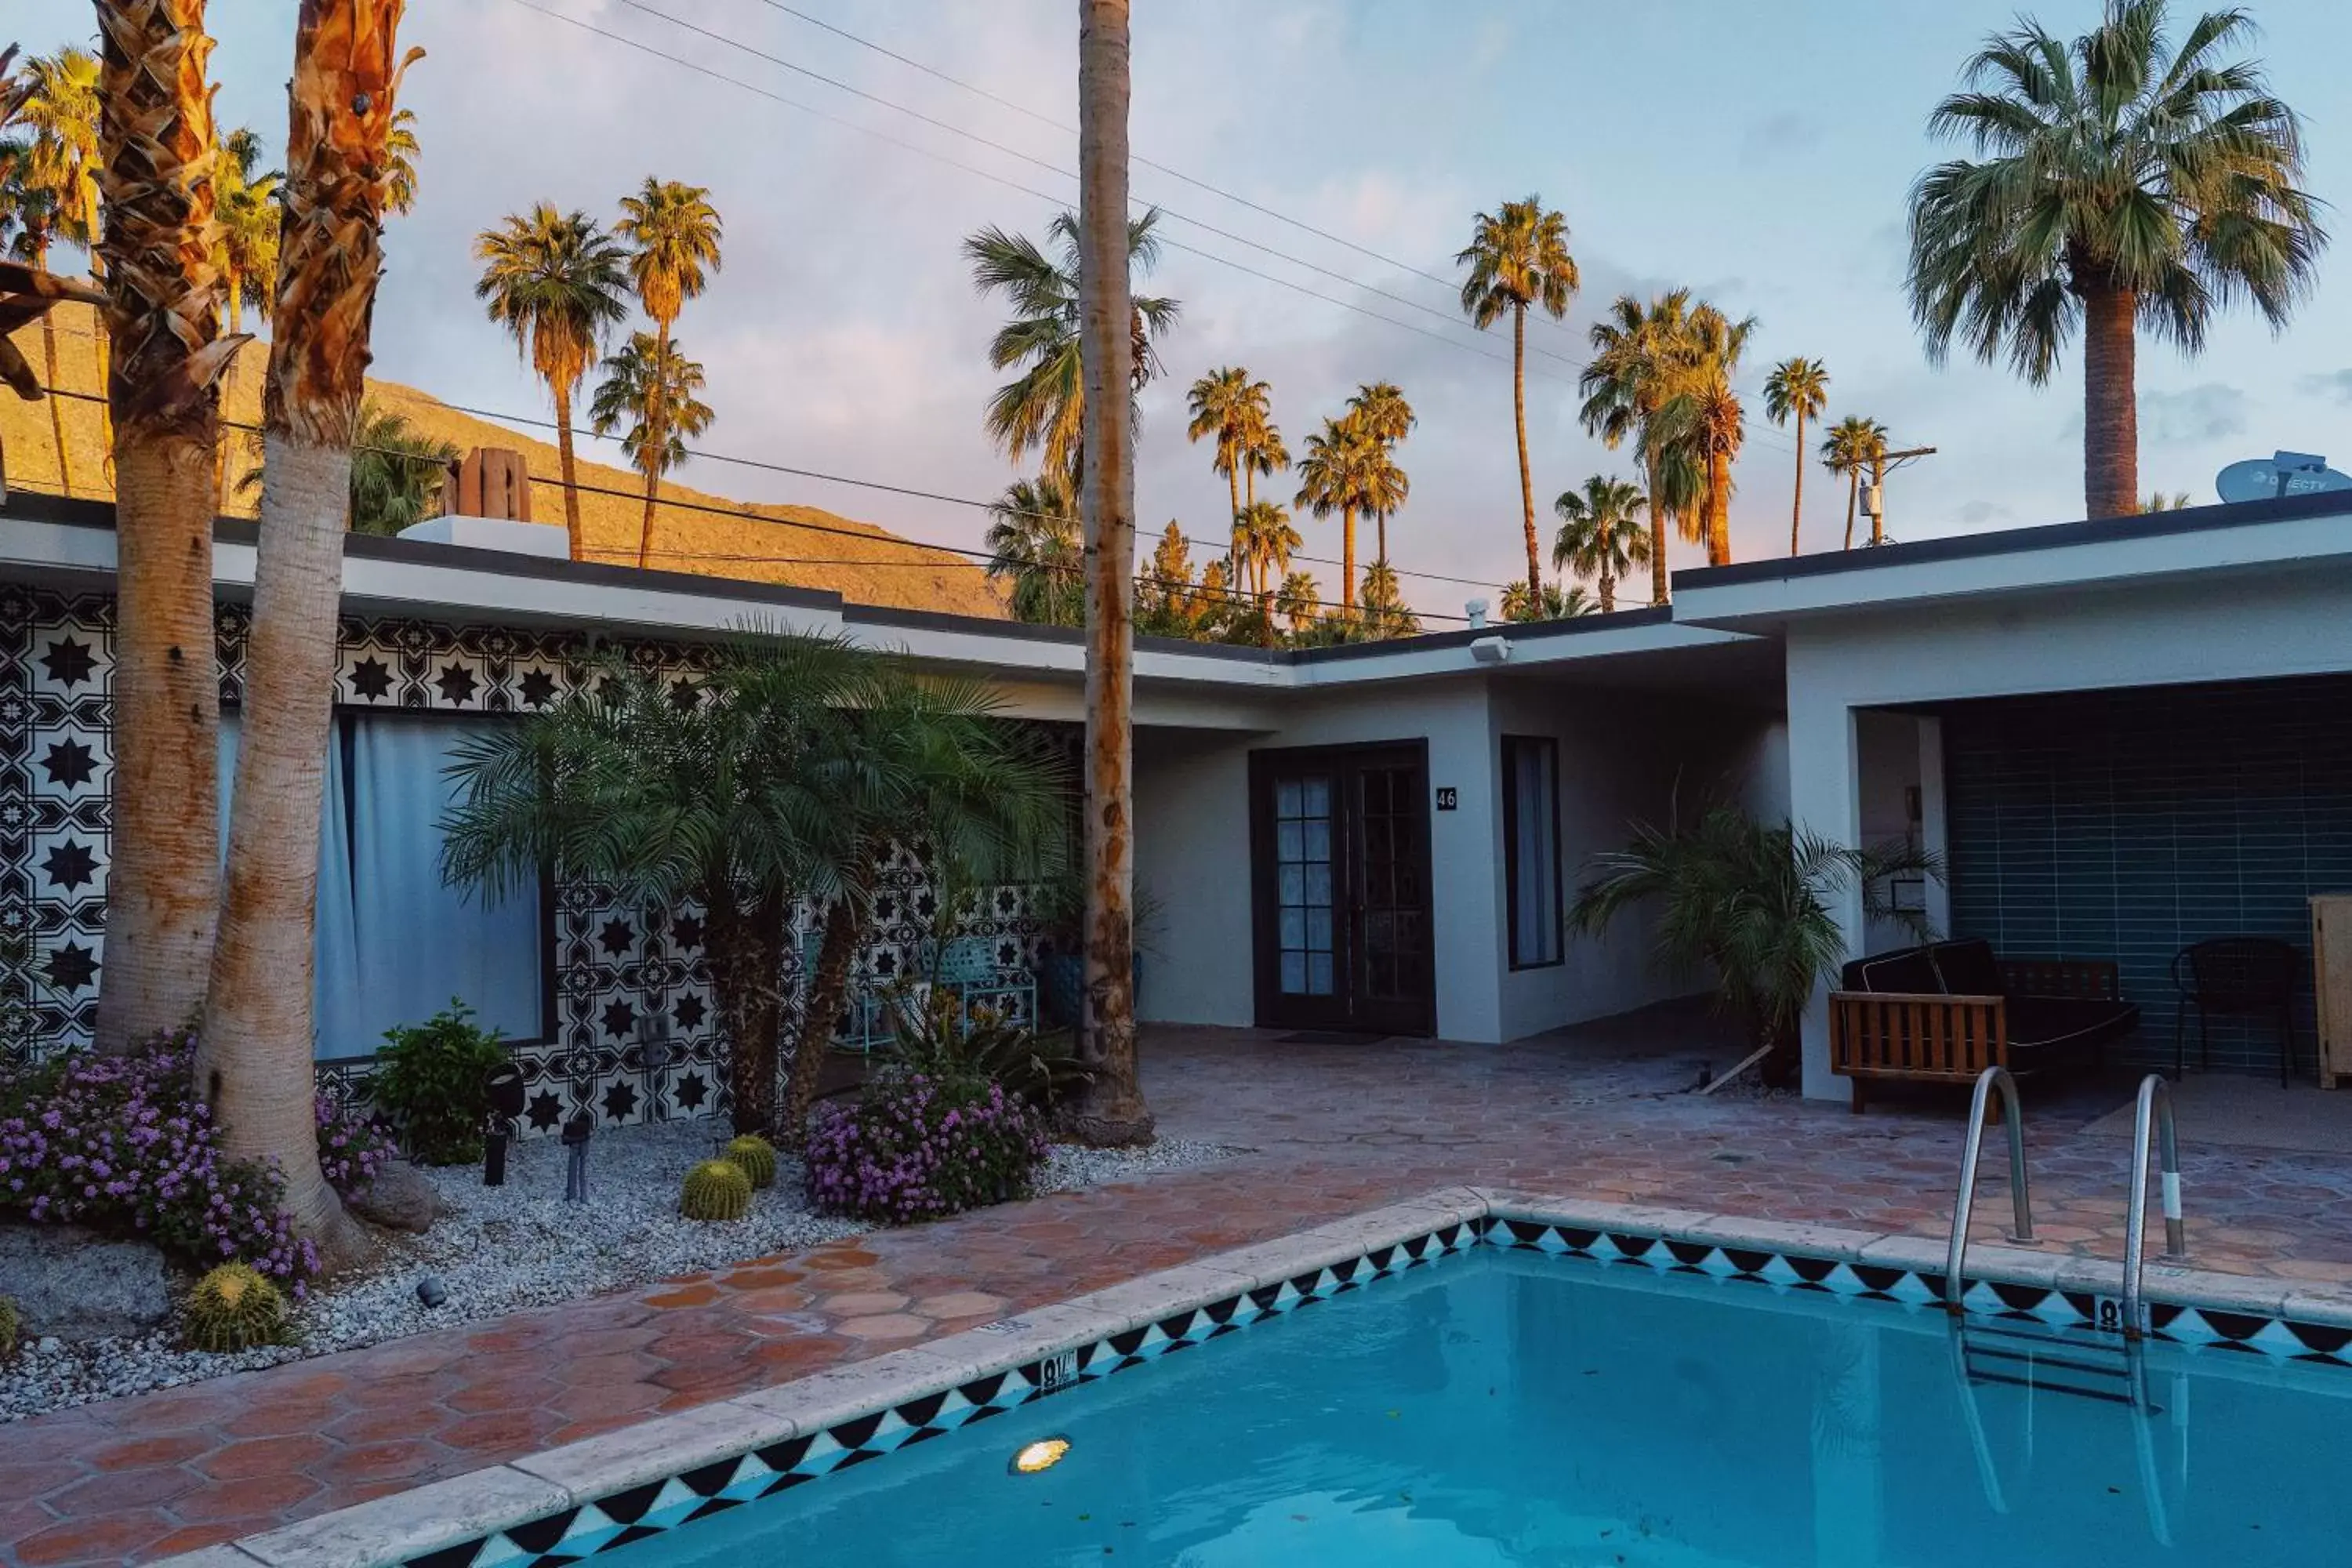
left=1465, top=597, right=1489, bottom=630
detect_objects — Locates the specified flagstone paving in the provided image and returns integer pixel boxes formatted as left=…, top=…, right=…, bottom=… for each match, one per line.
left=13, top=1008, right=2352, bottom=1566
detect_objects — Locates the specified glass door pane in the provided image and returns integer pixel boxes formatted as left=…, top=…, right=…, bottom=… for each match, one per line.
left=1273, top=772, right=1335, bottom=996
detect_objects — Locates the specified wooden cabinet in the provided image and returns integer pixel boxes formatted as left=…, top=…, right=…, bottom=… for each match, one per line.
left=2313, top=895, right=2352, bottom=1088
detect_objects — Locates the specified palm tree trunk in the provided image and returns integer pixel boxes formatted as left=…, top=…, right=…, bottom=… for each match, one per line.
left=2081, top=281, right=2139, bottom=519
left=1225, top=464, right=1241, bottom=579
left=90, top=0, right=238, bottom=1054
left=1598, top=554, right=1613, bottom=614
left=1069, top=0, right=1152, bottom=1148
left=1788, top=409, right=1805, bottom=557
left=1844, top=471, right=1858, bottom=550
left=38, top=307, right=72, bottom=497
left=206, top=435, right=354, bottom=1245
left=1376, top=509, right=1387, bottom=567
left=781, top=895, right=859, bottom=1145
left=707, top=881, right=790, bottom=1138
left=635, top=318, right=670, bottom=568
left=1869, top=458, right=1886, bottom=546
left=1646, top=440, right=1669, bottom=606
left=1707, top=448, right=1731, bottom=566
left=1341, top=501, right=1356, bottom=614
left=553, top=379, right=584, bottom=560
left=1512, top=302, right=1538, bottom=599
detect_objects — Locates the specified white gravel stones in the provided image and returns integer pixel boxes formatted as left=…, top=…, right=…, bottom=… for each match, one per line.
left=0, top=1120, right=1236, bottom=1422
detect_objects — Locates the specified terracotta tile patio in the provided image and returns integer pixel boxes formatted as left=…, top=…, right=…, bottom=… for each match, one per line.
left=12, top=1007, right=2352, bottom=1566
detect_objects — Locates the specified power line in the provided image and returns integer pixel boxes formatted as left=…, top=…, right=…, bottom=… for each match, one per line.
left=613, top=0, right=1580, bottom=366
left=749, top=0, right=1555, bottom=325
left=503, top=0, right=1571, bottom=384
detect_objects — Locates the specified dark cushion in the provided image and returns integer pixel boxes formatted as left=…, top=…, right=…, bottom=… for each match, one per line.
left=1850, top=948, right=1944, bottom=995
left=2008, top=996, right=2140, bottom=1053
left=1929, top=938, right=2002, bottom=997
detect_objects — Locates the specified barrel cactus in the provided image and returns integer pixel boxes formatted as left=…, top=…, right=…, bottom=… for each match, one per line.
left=0, top=1296, right=17, bottom=1362
left=681, top=1159, right=753, bottom=1221
left=723, top=1134, right=778, bottom=1190
left=185, top=1262, right=290, bottom=1352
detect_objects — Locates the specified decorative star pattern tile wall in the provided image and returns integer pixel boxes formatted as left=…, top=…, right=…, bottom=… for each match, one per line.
left=0, top=587, right=1050, bottom=1140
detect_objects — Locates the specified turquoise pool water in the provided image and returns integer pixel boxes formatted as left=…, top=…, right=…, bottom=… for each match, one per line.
left=612, top=1249, right=2351, bottom=1566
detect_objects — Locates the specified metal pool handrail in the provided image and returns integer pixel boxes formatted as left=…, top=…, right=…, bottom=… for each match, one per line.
left=2122, top=1073, right=2188, bottom=1339
left=1946, top=1065, right=2036, bottom=1312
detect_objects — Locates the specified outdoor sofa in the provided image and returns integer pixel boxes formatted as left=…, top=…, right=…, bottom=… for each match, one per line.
left=1828, top=938, right=2140, bottom=1113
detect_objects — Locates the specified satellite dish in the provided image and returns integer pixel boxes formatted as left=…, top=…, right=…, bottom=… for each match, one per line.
left=2215, top=450, right=2352, bottom=504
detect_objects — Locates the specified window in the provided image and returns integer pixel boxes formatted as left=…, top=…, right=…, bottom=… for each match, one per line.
left=1503, top=735, right=1562, bottom=969
left=1272, top=774, right=1336, bottom=996
left=219, top=712, right=547, bottom=1058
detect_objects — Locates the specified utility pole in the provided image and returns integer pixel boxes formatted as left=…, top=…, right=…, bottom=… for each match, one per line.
left=1861, top=445, right=1936, bottom=546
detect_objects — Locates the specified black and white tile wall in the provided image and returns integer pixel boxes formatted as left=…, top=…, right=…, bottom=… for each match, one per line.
left=0, top=585, right=1053, bottom=1136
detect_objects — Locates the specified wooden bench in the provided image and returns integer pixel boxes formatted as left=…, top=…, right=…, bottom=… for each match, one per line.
left=1829, top=940, right=2136, bottom=1114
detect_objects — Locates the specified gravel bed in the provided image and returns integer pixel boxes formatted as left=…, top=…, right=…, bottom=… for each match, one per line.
left=1, top=1122, right=1240, bottom=1423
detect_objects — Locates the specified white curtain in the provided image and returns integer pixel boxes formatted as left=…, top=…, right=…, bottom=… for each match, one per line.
left=347, top=717, right=543, bottom=1047
left=1510, top=739, right=1561, bottom=967
left=216, top=713, right=543, bottom=1057
left=216, top=713, right=364, bottom=1058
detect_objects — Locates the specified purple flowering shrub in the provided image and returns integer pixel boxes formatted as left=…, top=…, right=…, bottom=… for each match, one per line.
left=805, top=1071, right=1050, bottom=1224
left=0, top=1031, right=390, bottom=1287
left=315, top=1092, right=397, bottom=1197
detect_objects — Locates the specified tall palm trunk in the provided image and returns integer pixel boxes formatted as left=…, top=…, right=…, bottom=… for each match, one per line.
left=1511, top=302, right=1538, bottom=599
left=1706, top=448, right=1731, bottom=566
left=706, top=881, right=789, bottom=1137
left=2081, top=280, right=2138, bottom=519
left=91, top=0, right=241, bottom=1054
left=1068, top=0, right=1152, bottom=1147
left=1646, top=438, right=1669, bottom=606
left=1341, top=501, right=1356, bottom=614
left=205, top=0, right=408, bottom=1252
left=1597, top=546, right=1614, bottom=614
left=1375, top=508, right=1387, bottom=567
left=1224, top=463, right=1240, bottom=580
left=1844, top=470, right=1858, bottom=550
left=552, top=380, right=584, bottom=559
left=634, top=317, right=670, bottom=568
left=38, top=305, right=71, bottom=496
left=782, top=895, right=860, bottom=1145
left=1788, top=408, right=1806, bottom=557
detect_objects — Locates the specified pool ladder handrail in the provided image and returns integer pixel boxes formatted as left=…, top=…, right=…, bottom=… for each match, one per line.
left=2121, top=1073, right=2188, bottom=1340
left=1945, top=1065, right=2036, bottom=1312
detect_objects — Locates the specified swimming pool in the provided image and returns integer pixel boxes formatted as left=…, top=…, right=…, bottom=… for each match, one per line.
left=576, top=1243, right=2351, bottom=1567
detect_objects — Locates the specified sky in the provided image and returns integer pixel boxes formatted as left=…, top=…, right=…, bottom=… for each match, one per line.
left=16, top=0, right=2352, bottom=619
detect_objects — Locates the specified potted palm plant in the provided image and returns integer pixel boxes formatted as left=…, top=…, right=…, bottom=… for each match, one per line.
left=1570, top=805, right=1938, bottom=1090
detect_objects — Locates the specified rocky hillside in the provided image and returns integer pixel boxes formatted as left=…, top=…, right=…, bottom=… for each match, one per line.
left=1, top=302, right=1008, bottom=618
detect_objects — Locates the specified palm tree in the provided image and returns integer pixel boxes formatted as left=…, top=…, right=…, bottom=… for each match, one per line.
left=1907, top=0, right=2325, bottom=520
left=984, top=473, right=1083, bottom=626
left=384, top=107, right=420, bottom=217
left=1820, top=416, right=1887, bottom=550
left=1581, top=290, right=1707, bottom=607
left=1457, top=196, right=1577, bottom=601
left=474, top=205, right=629, bottom=560
left=1069, top=0, right=1154, bottom=1148
left=1501, top=579, right=1595, bottom=621
left=1185, top=365, right=1261, bottom=561
left=13, top=47, right=102, bottom=423
left=2144, top=489, right=2192, bottom=512
left=615, top=177, right=723, bottom=568
left=1358, top=560, right=1420, bottom=638
left=212, top=127, right=278, bottom=488
left=86, top=7, right=238, bottom=1053
left=1552, top=476, right=1650, bottom=613
left=1274, top=570, right=1322, bottom=635
left=1762, top=357, right=1829, bottom=555
left=963, top=208, right=1178, bottom=483
left=348, top=403, right=458, bottom=535
left=1, top=167, right=76, bottom=494
left=588, top=331, right=714, bottom=566
left=775, top=662, right=1067, bottom=1142
left=1570, top=806, right=1936, bottom=1087
left=1294, top=414, right=1378, bottom=615
left=445, top=636, right=865, bottom=1137
left=1235, top=498, right=1298, bottom=614
left=1346, top=381, right=1414, bottom=565
left=203, top=3, right=416, bottom=1248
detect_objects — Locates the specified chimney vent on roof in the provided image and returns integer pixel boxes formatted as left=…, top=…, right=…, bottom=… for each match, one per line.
left=396, top=445, right=568, bottom=559
left=452, top=448, right=533, bottom=521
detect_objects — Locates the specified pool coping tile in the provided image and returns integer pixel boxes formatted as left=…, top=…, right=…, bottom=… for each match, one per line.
left=232, top=1467, right=570, bottom=1568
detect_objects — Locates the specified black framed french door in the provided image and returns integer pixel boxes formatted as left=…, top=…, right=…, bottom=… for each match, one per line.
left=1248, top=741, right=1436, bottom=1036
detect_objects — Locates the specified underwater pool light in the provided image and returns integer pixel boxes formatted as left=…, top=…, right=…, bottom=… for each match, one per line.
left=1010, top=1437, right=1071, bottom=1475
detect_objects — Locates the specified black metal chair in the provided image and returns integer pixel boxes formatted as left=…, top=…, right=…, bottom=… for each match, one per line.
left=2171, top=937, right=2302, bottom=1086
